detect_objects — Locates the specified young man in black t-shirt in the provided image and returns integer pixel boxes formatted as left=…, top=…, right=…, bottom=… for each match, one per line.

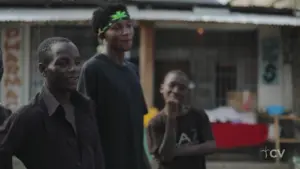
left=77, top=3, right=149, bottom=169
left=146, top=70, right=217, bottom=169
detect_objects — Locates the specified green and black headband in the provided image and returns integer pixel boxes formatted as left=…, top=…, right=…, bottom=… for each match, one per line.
left=98, top=10, right=130, bottom=36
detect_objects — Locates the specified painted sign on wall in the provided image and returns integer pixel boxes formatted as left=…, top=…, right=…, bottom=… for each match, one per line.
left=1, top=28, right=22, bottom=111
left=261, top=37, right=280, bottom=85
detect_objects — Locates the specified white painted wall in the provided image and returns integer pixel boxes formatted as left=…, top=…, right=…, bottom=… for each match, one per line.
left=282, top=64, right=293, bottom=110
left=257, top=26, right=285, bottom=109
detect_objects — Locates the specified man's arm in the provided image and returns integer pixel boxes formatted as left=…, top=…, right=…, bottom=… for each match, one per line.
left=143, top=148, right=151, bottom=169
left=92, top=116, right=105, bottom=169
left=146, top=116, right=177, bottom=162
left=174, top=111, right=216, bottom=157
left=0, top=112, right=25, bottom=169
left=89, top=101, right=105, bottom=169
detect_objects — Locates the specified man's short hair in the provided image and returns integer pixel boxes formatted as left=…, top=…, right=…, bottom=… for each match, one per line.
left=37, top=37, right=71, bottom=65
left=164, top=70, right=189, bottom=81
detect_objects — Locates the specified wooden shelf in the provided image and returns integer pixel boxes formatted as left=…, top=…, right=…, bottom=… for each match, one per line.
left=265, top=115, right=300, bottom=164
left=269, top=138, right=300, bottom=143
left=280, top=138, right=300, bottom=143
left=258, top=113, right=300, bottom=121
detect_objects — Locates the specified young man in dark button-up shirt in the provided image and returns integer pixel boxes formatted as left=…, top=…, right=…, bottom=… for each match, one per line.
left=0, top=37, right=105, bottom=169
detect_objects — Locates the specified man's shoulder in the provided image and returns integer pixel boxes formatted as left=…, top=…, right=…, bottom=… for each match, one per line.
left=188, top=107, right=209, bottom=121
left=72, top=91, right=94, bottom=107
left=126, top=61, right=137, bottom=69
left=148, top=112, right=166, bottom=127
left=7, top=103, right=40, bottom=125
left=125, top=61, right=139, bottom=76
left=82, top=54, right=106, bottom=71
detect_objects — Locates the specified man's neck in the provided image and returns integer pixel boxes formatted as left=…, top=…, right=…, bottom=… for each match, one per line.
left=46, top=85, right=71, bottom=104
left=105, top=47, right=125, bottom=65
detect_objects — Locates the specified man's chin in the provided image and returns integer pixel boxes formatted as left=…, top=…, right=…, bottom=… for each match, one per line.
left=121, top=45, right=132, bottom=52
left=65, top=86, right=77, bottom=92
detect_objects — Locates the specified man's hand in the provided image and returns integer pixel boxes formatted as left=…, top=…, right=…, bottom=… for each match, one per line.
left=165, top=98, right=179, bottom=118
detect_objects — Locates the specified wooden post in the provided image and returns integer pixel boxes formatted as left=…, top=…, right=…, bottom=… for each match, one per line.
left=274, top=115, right=280, bottom=164
left=139, top=21, right=154, bottom=108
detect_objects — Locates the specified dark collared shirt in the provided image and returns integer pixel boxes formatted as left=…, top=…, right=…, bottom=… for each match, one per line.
left=0, top=89, right=105, bottom=169
left=41, top=87, right=76, bottom=133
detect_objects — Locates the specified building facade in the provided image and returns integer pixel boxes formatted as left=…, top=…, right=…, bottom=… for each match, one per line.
left=0, top=2, right=298, bottom=113
left=2, top=0, right=300, bottom=168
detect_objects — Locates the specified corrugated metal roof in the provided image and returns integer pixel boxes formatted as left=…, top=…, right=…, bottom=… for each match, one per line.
left=128, top=0, right=228, bottom=5
left=0, top=7, right=299, bottom=26
left=230, top=0, right=296, bottom=10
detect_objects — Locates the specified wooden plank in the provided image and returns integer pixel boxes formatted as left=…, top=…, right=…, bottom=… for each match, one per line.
left=273, top=116, right=280, bottom=164
left=258, top=114, right=300, bottom=121
left=139, top=21, right=154, bottom=108
left=280, top=138, right=300, bottom=143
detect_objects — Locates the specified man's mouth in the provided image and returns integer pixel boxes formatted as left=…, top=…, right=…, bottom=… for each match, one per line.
left=68, top=76, right=78, bottom=81
left=120, top=39, right=132, bottom=43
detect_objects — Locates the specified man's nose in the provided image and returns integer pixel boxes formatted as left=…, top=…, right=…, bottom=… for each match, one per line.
left=172, top=86, right=180, bottom=93
left=121, top=27, right=131, bottom=35
left=67, top=65, right=76, bottom=72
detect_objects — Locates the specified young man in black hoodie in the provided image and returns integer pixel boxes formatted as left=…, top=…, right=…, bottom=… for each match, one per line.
left=78, top=3, right=149, bottom=169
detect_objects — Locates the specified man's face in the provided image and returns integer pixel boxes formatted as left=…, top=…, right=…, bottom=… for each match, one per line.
left=40, top=42, right=82, bottom=92
left=104, top=20, right=134, bottom=52
left=160, top=73, right=189, bottom=104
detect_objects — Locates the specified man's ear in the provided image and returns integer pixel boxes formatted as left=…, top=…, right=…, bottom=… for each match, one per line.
left=38, top=63, right=46, bottom=77
left=160, top=84, right=164, bottom=94
left=98, top=33, right=105, bottom=41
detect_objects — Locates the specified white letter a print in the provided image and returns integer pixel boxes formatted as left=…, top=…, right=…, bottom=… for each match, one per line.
left=177, top=133, right=192, bottom=146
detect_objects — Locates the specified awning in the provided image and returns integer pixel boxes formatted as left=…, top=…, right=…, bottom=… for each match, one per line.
left=0, top=6, right=300, bottom=26
left=128, top=0, right=228, bottom=5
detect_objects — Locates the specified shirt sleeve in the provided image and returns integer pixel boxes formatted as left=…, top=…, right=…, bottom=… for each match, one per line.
left=127, top=62, right=148, bottom=115
left=89, top=101, right=105, bottom=169
left=197, top=110, right=214, bottom=141
left=77, top=62, right=98, bottom=102
left=146, top=117, right=164, bottom=155
left=0, top=112, right=26, bottom=169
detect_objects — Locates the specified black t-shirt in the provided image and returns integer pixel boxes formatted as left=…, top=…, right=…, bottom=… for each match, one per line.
left=77, top=54, right=148, bottom=169
left=147, top=108, right=214, bottom=169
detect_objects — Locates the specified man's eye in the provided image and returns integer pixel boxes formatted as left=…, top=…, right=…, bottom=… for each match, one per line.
left=75, top=61, right=81, bottom=65
left=127, top=23, right=133, bottom=28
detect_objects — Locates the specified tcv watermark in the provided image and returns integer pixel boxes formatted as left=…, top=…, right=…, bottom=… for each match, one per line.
left=261, top=147, right=285, bottom=159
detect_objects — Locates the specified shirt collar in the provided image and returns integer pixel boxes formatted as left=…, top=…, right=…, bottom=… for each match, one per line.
left=41, top=86, right=60, bottom=116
